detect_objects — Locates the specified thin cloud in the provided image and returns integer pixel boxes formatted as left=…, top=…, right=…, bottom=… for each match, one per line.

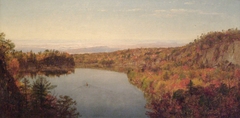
left=184, top=2, right=195, bottom=5
left=126, top=8, right=142, bottom=12
left=170, top=9, right=195, bottom=13
left=198, top=11, right=222, bottom=15
left=152, top=9, right=222, bottom=17
left=98, top=9, right=107, bottom=12
left=116, top=8, right=142, bottom=12
left=154, top=10, right=167, bottom=13
left=151, top=10, right=173, bottom=18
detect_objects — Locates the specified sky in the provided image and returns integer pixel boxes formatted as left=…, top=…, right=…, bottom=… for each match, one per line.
left=0, top=0, right=240, bottom=51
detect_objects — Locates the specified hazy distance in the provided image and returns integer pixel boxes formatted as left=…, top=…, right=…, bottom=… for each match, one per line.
left=1, top=0, right=239, bottom=53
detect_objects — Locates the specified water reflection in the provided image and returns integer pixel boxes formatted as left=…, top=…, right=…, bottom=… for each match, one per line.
left=19, top=68, right=74, bottom=79
left=24, top=68, right=147, bottom=118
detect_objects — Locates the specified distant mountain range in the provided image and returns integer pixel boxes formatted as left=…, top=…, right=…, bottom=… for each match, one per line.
left=65, top=46, right=120, bottom=54
left=14, top=41, right=185, bottom=54
left=14, top=46, right=121, bottom=54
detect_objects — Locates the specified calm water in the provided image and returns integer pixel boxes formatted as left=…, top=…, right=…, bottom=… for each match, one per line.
left=38, top=68, right=147, bottom=118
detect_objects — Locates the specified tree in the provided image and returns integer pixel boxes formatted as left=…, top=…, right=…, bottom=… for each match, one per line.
left=0, top=33, right=15, bottom=59
left=20, top=78, right=31, bottom=106
left=0, top=33, right=80, bottom=117
left=20, top=78, right=31, bottom=103
left=56, top=95, right=80, bottom=118
left=7, top=58, right=20, bottom=78
left=19, top=78, right=31, bottom=116
left=30, top=76, right=57, bottom=117
left=187, top=80, right=194, bottom=95
left=0, top=32, right=23, bottom=117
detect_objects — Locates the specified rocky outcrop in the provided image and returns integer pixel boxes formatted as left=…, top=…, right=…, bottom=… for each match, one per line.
left=202, top=41, right=240, bottom=67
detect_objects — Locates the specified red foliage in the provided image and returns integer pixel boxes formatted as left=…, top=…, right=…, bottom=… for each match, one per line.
left=179, top=78, right=190, bottom=89
left=182, top=65, right=189, bottom=70
left=234, top=69, right=240, bottom=80
left=210, top=79, right=221, bottom=87
left=7, top=58, right=19, bottom=77
left=172, top=74, right=179, bottom=80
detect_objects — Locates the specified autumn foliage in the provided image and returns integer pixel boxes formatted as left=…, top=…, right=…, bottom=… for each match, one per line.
left=74, top=28, right=240, bottom=117
left=147, top=81, right=240, bottom=118
left=0, top=33, right=79, bottom=117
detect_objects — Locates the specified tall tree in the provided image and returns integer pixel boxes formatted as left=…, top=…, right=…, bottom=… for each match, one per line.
left=0, top=32, right=23, bottom=117
left=30, top=76, right=57, bottom=117
left=56, top=95, right=80, bottom=118
left=19, top=78, right=31, bottom=115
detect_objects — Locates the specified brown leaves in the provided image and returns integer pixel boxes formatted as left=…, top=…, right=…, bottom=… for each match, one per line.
left=7, top=58, right=20, bottom=78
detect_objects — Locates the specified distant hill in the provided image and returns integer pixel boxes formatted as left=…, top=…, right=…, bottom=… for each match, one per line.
left=66, top=46, right=120, bottom=54
left=75, top=28, right=240, bottom=68
left=73, top=28, right=240, bottom=117
left=171, top=28, right=240, bottom=68
left=74, top=28, right=240, bottom=93
left=13, top=39, right=185, bottom=54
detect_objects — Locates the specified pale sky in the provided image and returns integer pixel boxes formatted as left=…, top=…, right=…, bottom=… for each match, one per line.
left=0, top=0, right=240, bottom=48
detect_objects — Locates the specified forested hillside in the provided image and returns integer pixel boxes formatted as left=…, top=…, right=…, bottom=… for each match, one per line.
left=74, top=28, right=240, bottom=117
left=1, top=28, right=240, bottom=117
left=0, top=33, right=79, bottom=117
left=6, top=48, right=75, bottom=79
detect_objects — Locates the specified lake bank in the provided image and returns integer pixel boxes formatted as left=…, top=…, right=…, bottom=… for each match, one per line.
left=25, top=68, right=147, bottom=118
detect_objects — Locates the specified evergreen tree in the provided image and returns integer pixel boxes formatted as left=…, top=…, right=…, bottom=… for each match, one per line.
left=56, top=95, right=80, bottom=118
left=19, top=78, right=31, bottom=116
left=187, top=80, right=194, bottom=95
left=30, top=76, right=57, bottom=117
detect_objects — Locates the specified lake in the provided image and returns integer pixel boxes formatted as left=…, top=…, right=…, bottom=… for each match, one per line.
left=33, top=68, right=147, bottom=118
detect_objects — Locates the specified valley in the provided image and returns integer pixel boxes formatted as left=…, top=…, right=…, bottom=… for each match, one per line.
left=1, top=28, right=240, bottom=117
left=73, top=29, right=240, bottom=117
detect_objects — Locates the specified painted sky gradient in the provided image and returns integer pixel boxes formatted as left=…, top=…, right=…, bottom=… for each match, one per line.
left=0, top=0, right=240, bottom=48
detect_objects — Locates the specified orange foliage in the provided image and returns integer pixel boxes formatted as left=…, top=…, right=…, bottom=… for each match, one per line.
left=7, top=58, right=19, bottom=77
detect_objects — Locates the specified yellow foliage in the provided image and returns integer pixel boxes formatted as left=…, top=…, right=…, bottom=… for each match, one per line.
left=192, top=78, right=204, bottom=86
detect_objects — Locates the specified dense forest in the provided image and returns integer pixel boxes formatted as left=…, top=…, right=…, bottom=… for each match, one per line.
left=0, top=33, right=79, bottom=118
left=7, top=49, right=75, bottom=79
left=74, top=28, right=240, bottom=117
left=1, top=28, right=240, bottom=117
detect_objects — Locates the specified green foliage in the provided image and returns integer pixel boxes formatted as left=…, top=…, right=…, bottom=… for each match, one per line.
left=20, top=78, right=31, bottom=99
left=31, top=76, right=56, bottom=108
left=20, top=78, right=31, bottom=114
left=187, top=80, right=194, bottom=95
left=20, top=76, right=80, bottom=118
left=142, top=77, right=150, bottom=89
left=56, top=95, right=80, bottom=118
left=127, top=69, right=135, bottom=81
left=0, top=33, right=79, bottom=117
left=0, top=33, right=15, bottom=56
